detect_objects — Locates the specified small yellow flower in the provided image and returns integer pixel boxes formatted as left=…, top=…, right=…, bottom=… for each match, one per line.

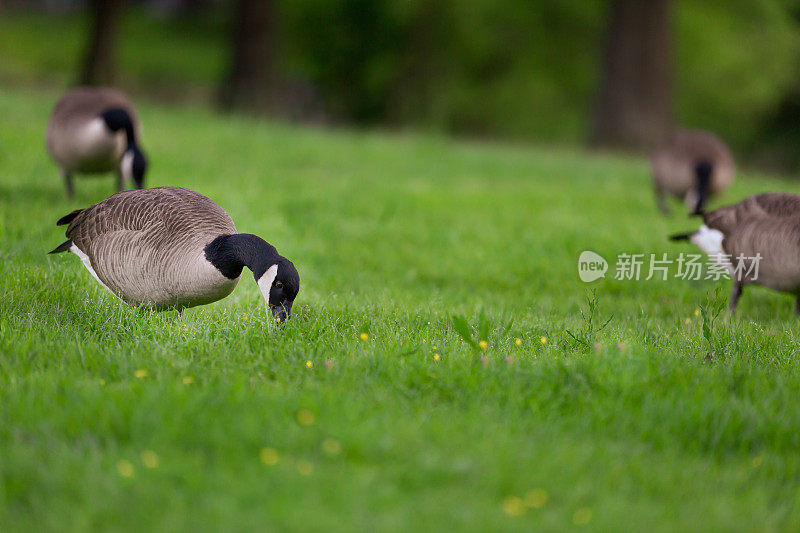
left=305, top=360, right=313, bottom=369
left=275, top=316, right=282, bottom=323
left=694, top=309, right=701, bottom=317
left=479, top=340, right=488, bottom=350
left=540, top=337, right=547, bottom=344
left=297, top=408, right=315, bottom=426
left=321, top=438, right=342, bottom=456
left=360, top=332, right=368, bottom=341
left=116, top=459, right=134, bottom=478
left=433, top=353, right=440, bottom=362
left=296, top=460, right=314, bottom=476
left=502, top=495, right=525, bottom=516
left=422, top=339, right=427, bottom=343
left=573, top=507, right=592, bottom=525
left=141, top=450, right=159, bottom=468
left=182, top=376, right=194, bottom=385
left=134, top=369, right=148, bottom=379
left=685, top=317, right=691, bottom=324
left=99, top=379, right=106, bottom=386
left=515, top=338, right=522, bottom=346
left=260, top=447, right=279, bottom=465
left=524, top=489, right=548, bottom=508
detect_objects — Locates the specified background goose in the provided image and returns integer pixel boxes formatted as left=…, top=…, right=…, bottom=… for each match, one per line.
left=670, top=193, right=800, bottom=313
left=46, top=87, right=147, bottom=198
left=49, top=187, right=299, bottom=319
left=650, top=129, right=735, bottom=215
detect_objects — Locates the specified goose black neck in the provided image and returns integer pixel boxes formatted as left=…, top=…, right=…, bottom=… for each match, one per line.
left=100, top=108, right=138, bottom=151
left=205, top=233, right=280, bottom=280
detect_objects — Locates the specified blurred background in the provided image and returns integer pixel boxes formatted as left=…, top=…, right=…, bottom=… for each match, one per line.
left=3, top=0, right=800, bottom=172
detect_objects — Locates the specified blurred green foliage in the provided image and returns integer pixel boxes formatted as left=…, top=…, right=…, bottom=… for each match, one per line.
left=1, top=0, right=800, bottom=163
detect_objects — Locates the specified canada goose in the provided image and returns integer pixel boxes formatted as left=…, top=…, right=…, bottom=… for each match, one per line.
left=49, top=187, right=299, bottom=319
left=670, top=193, right=800, bottom=314
left=650, top=129, right=734, bottom=215
left=46, top=87, right=147, bottom=198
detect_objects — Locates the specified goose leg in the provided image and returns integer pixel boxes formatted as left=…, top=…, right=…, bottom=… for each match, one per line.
left=63, top=170, right=74, bottom=199
left=729, top=283, right=743, bottom=313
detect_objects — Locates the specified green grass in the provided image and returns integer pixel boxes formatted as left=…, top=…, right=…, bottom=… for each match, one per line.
left=3, top=85, right=800, bottom=531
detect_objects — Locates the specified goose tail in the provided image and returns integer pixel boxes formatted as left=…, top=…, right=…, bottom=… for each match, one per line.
left=49, top=240, right=72, bottom=254
left=669, top=231, right=695, bottom=242
left=56, top=209, right=83, bottom=226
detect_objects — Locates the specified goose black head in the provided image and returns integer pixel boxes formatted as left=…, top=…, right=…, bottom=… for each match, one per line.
left=121, top=147, right=147, bottom=189
left=206, top=233, right=300, bottom=322
left=687, top=159, right=713, bottom=215
left=256, top=258, right=300, bottom=323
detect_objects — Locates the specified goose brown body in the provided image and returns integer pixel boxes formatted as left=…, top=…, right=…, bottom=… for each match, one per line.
left=56, top=187, right=239, bottom=310
left=672, top=193, right=800, bottom=313
left=46, top=87, right=140, bottom=175
left=651, top=129, right=734, bottom=212
left=703, top=193, right=800, bottom=292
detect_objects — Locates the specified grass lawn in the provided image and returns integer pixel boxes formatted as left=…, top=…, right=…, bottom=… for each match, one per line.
left=2, top=86, right=800, bottom=531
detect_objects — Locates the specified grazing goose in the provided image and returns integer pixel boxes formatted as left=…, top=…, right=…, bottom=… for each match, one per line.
left=46, top=87, right=147, bottom=198
left=670, top=193, right=800, bottom=314
left=49, top=187, right=299, bottom=319
left=650, top=129, right=734, bottom=215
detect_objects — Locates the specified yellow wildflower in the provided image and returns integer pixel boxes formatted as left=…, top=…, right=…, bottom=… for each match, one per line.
left=321, top=438, right=342, bottom=456
left=502, top=496, right=525, bottom=516
left=296, top=460, right=314, bottom=476
left=116, top=459, right=134, bottom=478
left=297, top=408, right=315, bottom=426
left=260, top=447, right=279, bottom=465
left=141, top=450, right=159, bottom=468
left=524, top=489, right=548, bottom=508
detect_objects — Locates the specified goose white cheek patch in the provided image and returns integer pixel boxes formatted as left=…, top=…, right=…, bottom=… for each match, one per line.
left=257, top=264, right=278, bottom=306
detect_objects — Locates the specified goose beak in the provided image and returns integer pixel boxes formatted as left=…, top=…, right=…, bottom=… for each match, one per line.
left=270, top=301, right=292, bottom=323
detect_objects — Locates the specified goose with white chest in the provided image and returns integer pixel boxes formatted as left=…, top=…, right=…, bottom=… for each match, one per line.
left=650, top=129, right=735, bottom=215
left=670, top=193, right=800, bottom=314
left=46, top=87, right=147, bottom=198
left=49, top=187, right=299, bottom=319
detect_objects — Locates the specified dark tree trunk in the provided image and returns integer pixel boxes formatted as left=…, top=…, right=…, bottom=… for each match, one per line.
left=591, top=0, right=673, bottom=150
left=79, top=0, right=122, bottom=86
left=218, top=0, right=277, bottom=114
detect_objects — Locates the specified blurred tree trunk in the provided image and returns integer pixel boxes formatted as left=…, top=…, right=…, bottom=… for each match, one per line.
left=79, top=0, right=122, bottom=86
left=591, top=0, right=673, bottom=150
left=219, top=0, right=277, bottom=114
